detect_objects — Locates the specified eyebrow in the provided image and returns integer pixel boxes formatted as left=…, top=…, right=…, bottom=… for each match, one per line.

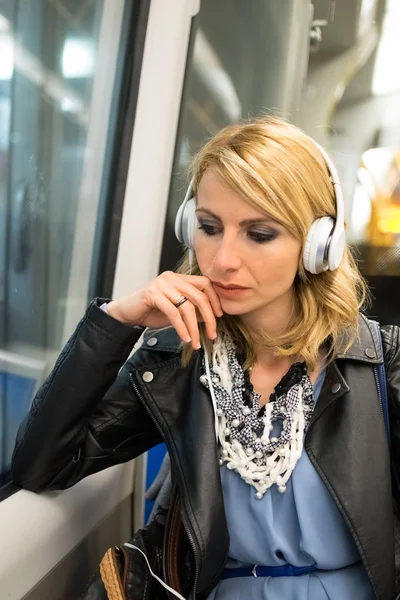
left=195, top=207, right=279, bottom=227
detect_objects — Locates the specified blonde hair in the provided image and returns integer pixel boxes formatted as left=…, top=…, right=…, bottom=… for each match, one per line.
left=176, top=116, right=369, bottom=371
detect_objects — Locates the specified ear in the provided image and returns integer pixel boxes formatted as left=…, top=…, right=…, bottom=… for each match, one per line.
left=296, top=260, right=308, bottom=282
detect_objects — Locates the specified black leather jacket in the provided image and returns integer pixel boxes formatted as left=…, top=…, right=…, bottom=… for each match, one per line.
left=11, top=298, right=400, bottom=600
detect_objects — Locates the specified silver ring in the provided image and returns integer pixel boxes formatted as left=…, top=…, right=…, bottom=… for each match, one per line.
left=173, top=295, right=188, bottom=308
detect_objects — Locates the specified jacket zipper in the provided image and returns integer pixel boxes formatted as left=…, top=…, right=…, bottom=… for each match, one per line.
left=129, top=373, right=199, bottom=599
left=373, top=367, right=384, bottom=417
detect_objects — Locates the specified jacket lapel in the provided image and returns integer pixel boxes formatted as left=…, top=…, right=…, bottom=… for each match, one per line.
left=133, top=349, right=229, bottom=595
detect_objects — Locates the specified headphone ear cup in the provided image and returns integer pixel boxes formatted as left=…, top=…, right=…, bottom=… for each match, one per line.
left=184, top=198, right=197, bottom=250
left=327, top=227, right=346, bottom=271
left=175, top=198, right=197, bottom=250
left=175, top=200, right=186, bottom=244
left=303, top=217, right=335, bottom=274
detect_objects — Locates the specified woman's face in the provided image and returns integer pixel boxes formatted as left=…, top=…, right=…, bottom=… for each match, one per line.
left=194, top=170, right=302, bottom=331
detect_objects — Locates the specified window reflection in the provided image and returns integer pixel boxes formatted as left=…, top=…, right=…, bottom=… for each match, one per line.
left=0, top=0, right=128, bottom=477
left=61, top=38, right=95, bottom=79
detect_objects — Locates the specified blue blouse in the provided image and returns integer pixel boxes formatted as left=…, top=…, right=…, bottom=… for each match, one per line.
left=207, top=370, right=374, bottom=600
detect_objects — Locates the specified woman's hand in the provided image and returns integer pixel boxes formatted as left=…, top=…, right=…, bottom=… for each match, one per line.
left=107, top=271, right=223, bottom=350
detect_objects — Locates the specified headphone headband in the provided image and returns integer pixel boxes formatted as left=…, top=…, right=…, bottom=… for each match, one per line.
left=312, top=142, right=344, bottom=230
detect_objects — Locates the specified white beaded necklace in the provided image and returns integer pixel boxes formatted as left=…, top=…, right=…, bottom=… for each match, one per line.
left=201, top=335, right=315, bottom=499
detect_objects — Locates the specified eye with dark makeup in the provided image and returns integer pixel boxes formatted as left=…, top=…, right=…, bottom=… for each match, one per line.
left=198, top=222, right=219, bottom=236
left=198, top=221, right=279, bottom=244
left=247, top=229, right=279, bottom=244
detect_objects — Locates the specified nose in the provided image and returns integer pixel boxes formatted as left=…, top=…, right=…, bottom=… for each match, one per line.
left=212, top=232, right=242, bottom=272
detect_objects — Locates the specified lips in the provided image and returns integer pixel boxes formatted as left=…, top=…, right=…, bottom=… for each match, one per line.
left=213, top=282, right=249, bottom=290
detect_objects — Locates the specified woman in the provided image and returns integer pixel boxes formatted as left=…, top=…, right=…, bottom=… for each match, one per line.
left=11, top=117, right=400, bottom=600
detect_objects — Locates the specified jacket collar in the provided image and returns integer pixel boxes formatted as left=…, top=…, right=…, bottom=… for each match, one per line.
left=336, top=314, right=382, bottom=363
left=143, top=313, right=383, bottom=364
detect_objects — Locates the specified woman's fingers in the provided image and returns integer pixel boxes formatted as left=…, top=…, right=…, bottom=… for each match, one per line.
left=153, top=294, right=193, bottom=344
left=180, top=275, right=223, bottom=317
left=132, top=272, right=224, bottom=348
left=174, top=299, right=202, bottom=349
left=159, top=276, right=219, bottom=343
left=174, top=288, right=216, bottom=340
left=157, top=287, right=203, bottom=349
left=108, top=273, right=223, bottom=336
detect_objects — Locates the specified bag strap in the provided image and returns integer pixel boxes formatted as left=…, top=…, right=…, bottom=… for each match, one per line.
left=369, top=320, right=391, bottom=446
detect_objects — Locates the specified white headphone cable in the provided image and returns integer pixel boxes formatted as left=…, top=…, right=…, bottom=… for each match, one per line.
left=201, top=333, right=220, bottom=442
left=124, top=543, right=187, bottom=600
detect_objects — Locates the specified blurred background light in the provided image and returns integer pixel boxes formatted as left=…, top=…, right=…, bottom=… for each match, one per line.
left=62, top=38, right=95, bottom=79
left=372, top=0, right=400, bottom=95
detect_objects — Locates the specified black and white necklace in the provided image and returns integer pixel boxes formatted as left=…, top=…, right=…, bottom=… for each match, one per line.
left=200, top=335, right=315, bottom=499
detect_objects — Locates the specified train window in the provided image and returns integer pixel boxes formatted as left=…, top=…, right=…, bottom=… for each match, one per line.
left=0, top=0, right=131, bottom=481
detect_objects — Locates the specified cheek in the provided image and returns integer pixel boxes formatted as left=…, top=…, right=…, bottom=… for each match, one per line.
left=194, top=236, right=212, bottom=272
left=256, top=241, right=301, bottom=284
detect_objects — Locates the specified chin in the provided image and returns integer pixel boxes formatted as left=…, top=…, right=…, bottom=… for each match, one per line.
left=220, top=299, right=253, bottom=316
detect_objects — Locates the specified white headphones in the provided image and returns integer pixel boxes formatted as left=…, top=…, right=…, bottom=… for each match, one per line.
left=174, top=141, right=345, bottom=275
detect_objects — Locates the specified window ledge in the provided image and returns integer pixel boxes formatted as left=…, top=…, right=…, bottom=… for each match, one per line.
left=0, top=461, right=135, bottom=600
